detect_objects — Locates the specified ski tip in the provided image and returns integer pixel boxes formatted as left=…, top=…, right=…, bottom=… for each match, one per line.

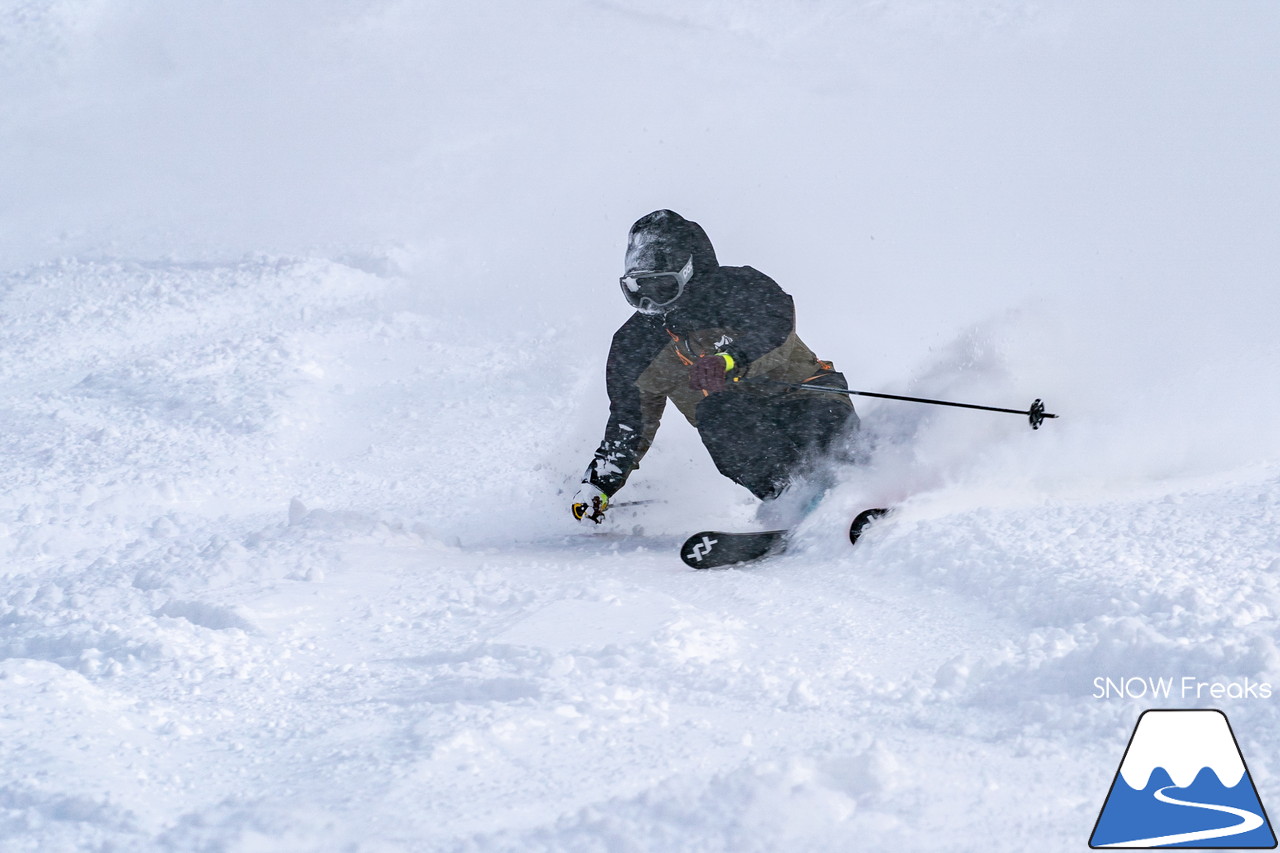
left=849, top=507, right=891, bottom=546
left=681, top=531, right=718, bottom=568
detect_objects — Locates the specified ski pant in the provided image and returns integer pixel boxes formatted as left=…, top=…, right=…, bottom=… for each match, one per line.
left=695, top=378, right=859, bottom=501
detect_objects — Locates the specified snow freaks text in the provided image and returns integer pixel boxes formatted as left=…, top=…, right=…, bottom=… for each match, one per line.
left=1093, top=676, right=1274, bottom=701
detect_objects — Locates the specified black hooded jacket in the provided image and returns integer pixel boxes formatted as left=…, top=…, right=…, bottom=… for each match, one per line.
left=584, top=210, right=847, bottom=496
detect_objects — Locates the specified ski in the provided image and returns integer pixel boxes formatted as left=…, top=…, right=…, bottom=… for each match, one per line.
left=680, top=507, right=891, bottom=569
left=680, top=529, right=788, bottom=569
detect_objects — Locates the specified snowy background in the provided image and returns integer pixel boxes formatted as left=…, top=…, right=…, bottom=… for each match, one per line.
left=3, top=1, right=1280, bottom=850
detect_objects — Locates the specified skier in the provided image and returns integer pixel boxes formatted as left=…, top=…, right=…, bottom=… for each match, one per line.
left=571, top=210, right=859, bottom=524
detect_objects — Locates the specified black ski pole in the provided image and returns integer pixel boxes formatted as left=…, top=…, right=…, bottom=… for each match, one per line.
left=773, top=383, right=1059, bottom=429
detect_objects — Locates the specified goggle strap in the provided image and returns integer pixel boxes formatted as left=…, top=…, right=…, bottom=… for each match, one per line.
left=678, top=256, right=693, bottom=284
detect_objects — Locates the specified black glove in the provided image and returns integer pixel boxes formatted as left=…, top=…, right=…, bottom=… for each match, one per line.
left=689, top=354, right=731, bottom=393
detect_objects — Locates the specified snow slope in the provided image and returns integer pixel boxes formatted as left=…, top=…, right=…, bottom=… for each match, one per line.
left=3, top=1, right=1280, bottom=851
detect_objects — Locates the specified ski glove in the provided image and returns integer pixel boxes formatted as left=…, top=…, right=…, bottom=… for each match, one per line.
left=571, top=483, right=609, bottom=524
left=689, top=353, right=734, bottom=394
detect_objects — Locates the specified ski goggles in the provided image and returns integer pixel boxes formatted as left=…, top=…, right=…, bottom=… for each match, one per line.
left=619, top=256, right=694, bottom=313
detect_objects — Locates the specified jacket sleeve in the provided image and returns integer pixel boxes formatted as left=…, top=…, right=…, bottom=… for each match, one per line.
left=716, top=267, right=795, bottom=369
left=584, top=316, right=670, bottom=496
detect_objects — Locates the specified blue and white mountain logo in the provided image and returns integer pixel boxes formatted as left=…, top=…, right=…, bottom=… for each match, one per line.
left=1090, top=709, right=1276, bottom=848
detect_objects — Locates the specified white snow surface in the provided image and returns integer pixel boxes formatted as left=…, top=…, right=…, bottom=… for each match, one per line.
left=3, top=1, right=1280, bottom=851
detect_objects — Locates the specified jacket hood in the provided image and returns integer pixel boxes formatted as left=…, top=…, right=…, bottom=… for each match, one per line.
left=623, top=210, right=719, bottom=279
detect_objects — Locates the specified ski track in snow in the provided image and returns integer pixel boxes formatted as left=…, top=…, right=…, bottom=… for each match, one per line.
left=0, top=255, right=1275, bottom=851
